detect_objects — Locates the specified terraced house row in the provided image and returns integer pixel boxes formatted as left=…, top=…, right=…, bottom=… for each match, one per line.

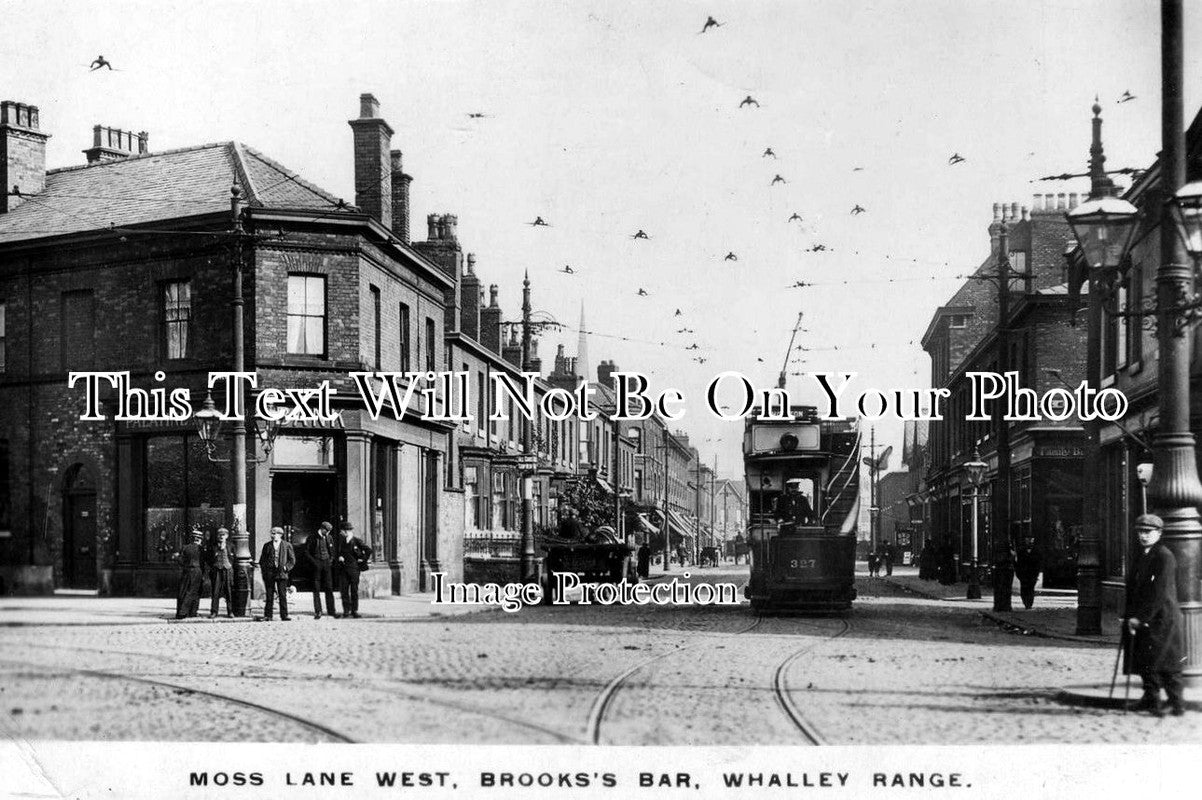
left=0, top=94, right=740, bottom=597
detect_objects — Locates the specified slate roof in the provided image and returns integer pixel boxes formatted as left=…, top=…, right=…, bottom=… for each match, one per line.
left=0, top=142, right=343, bottom=244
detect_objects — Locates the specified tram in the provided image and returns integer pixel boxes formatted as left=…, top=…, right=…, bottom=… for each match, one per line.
left=743, top=406, right=861, bottom=611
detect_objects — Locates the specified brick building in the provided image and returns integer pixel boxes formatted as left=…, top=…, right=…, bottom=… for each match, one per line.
left=0, top=94, right=464, bottom=596
left=921, top=199, right=1086, bottom=585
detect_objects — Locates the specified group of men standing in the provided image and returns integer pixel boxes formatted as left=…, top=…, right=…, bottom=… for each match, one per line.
left=175, top=521, right=372, bottom=622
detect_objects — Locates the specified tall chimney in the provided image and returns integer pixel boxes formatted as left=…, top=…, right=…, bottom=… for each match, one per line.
left=389, top=150, right=412, bottom=243
left=989, top=202, right=1002, bottom=254
left=461, top=254, right=481, bottom=340
left=83, top=125, right=148, bottom=164
left=480, top=284, right=502, bottom=353
left=1, top=100, right=50, bottom=213
left=348, top=93, right=393, bottom=228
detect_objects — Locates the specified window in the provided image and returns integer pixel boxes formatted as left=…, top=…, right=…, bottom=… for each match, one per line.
left=1127, top=264, right=1144, bottom=365
left=1115, top=283, right=1128, bottom=371
left=61, top=289, right=95, bottom=370
left=286, top=275, right=326, bottom=355
left=464, top=466, right=481, bottom=528
left=370, top=286, right=381, bottom=370
left=948, top=314, right=968, bottom=329
left=425, top=317, right=436, bottom=371
left=399, top=303, right=411, bottom=371
left=477, top=371, right=486, bottom=434
left=0, top=301, right=6, bottom=373
left=1010, top=251, right=1027, bottom=274
left=162, top=281, right=191, bottom=359
left=143, top=435, right=227, bottom=561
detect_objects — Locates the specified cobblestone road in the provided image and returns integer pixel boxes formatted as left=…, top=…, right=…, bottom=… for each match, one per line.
left=1, top=567, right=1198, bottom=744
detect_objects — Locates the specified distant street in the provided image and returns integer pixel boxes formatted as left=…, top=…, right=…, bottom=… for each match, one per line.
left=1, top=567, right=1197, bottom=745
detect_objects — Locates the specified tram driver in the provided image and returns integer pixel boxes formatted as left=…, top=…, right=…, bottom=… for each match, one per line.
left=773, top=478, right=814, bottom=531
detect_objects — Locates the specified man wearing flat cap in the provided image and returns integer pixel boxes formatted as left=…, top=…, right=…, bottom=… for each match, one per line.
left=1122, top=514, right=1187, bottom=717
left=207, top=527, right=236, bottom=618
left=306, top=521, right=339, bottom=619
left=175, top=529, right=205, bottom=619
left=259, top=526, right=296, bottom=621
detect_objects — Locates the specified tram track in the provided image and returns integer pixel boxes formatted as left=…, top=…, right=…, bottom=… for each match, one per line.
left=769, top=617, right=851, bottom=745
left=586, top=614, right=763, bottom=745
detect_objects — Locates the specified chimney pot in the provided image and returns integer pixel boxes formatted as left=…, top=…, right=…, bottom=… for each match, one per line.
left=489, top=284, right=499, bottom=307
left=1021, top=205, right=1030, bottom=221
left=466, top=253, right=476, bottom=275
left=1068, top=192, right=1079, bottom=209
left=1057, top=193, right=1067, bottom=210
left=1, top=100, right=50, bottom=213
left=992, top=202, right=1001, bottom=221
left=1044, top=194, right=1055, bottom=210
left=359, top=93, right=380, bottom=118
left=1032, top=194, right=1043, bottom=212
left=1010, top=202, right=1019, bottom=221
left=427, top=213, right=439, bottom=240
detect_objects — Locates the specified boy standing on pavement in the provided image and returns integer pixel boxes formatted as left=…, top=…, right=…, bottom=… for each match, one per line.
left=207, top=527, right=236, bottom=618
left=307, top=521, right=340, bottom=619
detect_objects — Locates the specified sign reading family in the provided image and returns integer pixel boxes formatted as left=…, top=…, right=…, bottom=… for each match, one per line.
left=65, top=369, right=1130, bottom=424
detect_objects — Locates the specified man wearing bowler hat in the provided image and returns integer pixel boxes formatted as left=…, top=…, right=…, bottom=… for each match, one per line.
left=334, top=520, right=371, bottom=619
left=1122, top=514, right=1187, bottom=716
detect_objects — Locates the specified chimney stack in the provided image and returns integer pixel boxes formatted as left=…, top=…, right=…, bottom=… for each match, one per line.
left=1, top=100, right=50, bottom=213
left=480, top=284, right=502, bottom=353
left=83, top=125, right=148, bottom=164
left=390, top=150, right=412, bottom=243
left=989, top=202, right=1002, bottom=254
left=598, top=360, right=617, bottom=387
left=461, top=254, right=481, bottom=340
left=348, top=93, right=393, bottom=229
left=502, top=326, right=523, bottom=367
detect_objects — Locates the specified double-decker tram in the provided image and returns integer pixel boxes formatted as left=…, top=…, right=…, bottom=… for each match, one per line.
left=743, top=406, right=861, bottom=612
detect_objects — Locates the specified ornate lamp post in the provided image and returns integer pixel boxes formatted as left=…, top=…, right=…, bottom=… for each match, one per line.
left=1064, top=138, right=1141, bottom=636
left=963, top=450, right=988, bottom=600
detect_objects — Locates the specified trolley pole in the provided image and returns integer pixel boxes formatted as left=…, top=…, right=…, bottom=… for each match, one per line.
left=520, top=272, right=536, bottom=583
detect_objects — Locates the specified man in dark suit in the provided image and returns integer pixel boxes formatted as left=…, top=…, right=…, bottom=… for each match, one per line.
left=306, top=521, right=339, bottom=619
left=207, top=527, right=236, bottom=618
left=334, top=521, right=371, bottom=619
left=773, top=479, right=814, bottom=531
left=1015, top=536, right=1042, bottom=610
left=1123, top=514, right=1186, bottom=716
left=175, top=529, right=205, bottom=619
left=259, top=526, right=295, bottom=621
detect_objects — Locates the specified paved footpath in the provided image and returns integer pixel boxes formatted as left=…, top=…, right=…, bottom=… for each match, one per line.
left=1, top=568, right=1198, bottom=744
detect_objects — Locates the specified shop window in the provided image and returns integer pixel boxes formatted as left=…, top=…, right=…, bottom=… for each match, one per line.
left=143, top=435, right=228, bottom=562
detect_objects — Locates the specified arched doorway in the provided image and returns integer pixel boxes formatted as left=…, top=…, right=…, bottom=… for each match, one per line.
left=63, top=463, right=97, bottom=590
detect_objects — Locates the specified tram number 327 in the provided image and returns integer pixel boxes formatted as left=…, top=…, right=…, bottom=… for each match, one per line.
left=789, top=559, right=817, bottom=570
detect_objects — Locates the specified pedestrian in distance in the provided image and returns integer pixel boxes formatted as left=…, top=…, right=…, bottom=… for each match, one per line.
left=207, top=527, right=236, bottom=617
left=1122, top=514, right=1187, bottom=717
left=334, top=520, right=372, bottom=619
left=175, top=529, right=205, bottom=619
left=883, top=543, right=895, bottom=576
left=867, top=550, right=880, bottom=578
left=1015, top=536, right=1042, bottom=610
left=636, top=540, right=651, bottom=579
left=259, top=526, right=295, bottom=621
left=306, top=521, right=340, bottom=619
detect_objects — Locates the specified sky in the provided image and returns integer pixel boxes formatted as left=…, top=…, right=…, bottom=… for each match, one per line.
left=3, top=0, right=1199, bottom=480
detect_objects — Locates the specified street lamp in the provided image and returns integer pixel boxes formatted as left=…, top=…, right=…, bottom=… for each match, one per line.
left=1065, top=197, right=1141, bottom=272
left=194, top=390, right=279, bottom=463
left=1136, top=463, right=1153, bottom=515
left=963, top=450, right=988, bottom=600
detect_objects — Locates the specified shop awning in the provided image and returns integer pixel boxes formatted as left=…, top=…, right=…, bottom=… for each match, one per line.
left=666, top=510, right=694, bottom=540
left=635, top=513, right=659, bottom=534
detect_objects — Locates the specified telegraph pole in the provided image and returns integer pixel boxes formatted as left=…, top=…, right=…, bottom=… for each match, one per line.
left=520, top=271, right=536, bottom=583
left=662, top=429, right=671, bottom=573
left=229, top=186, right=251, bottom=616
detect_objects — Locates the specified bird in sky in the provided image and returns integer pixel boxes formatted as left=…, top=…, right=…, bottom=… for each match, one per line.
left=674, top=309, right=683, bottom=316
left=89, top=55, right=114, bottom=71
left=699, top=16, right=722, bottom=33
left=694, top=357, right=708, bottom=364
left=853, top=166, right=865, bottom=172
left=791, top=281, right=811, bottom=288
left=528, top=216, right=549, bottom=226
left=1118, top=90, right=1136, bottom=104
left=851, top=205, right=866, bottom=215
left=631, top=229, right=650, bottom=240
left=739, top=96, right=760, bottom=108
left=771, top=174, right=787, bottom=185
left=558, top=265, right=575, bottom=274
left=466, top=112, right=492, bottom=119
left=724, top=252, right=738, bottom=261
left=686, top=344, right=700, bottom=350
left=788, top=212, right=803, bottom=222
left=677, top=327, right=694, bottom=333
left=807, top=244, right=827, bottom=252
left=948, top=152, right=966, bottom=165
left=756, top=357, right=765, bottom=362
left=763, top=147, right=777, bottom=159
left=637, top=288, right=649, bottom=296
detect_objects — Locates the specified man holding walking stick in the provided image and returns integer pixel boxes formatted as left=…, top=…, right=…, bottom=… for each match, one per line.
left=1122, top=515, right=1187, bottom=717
